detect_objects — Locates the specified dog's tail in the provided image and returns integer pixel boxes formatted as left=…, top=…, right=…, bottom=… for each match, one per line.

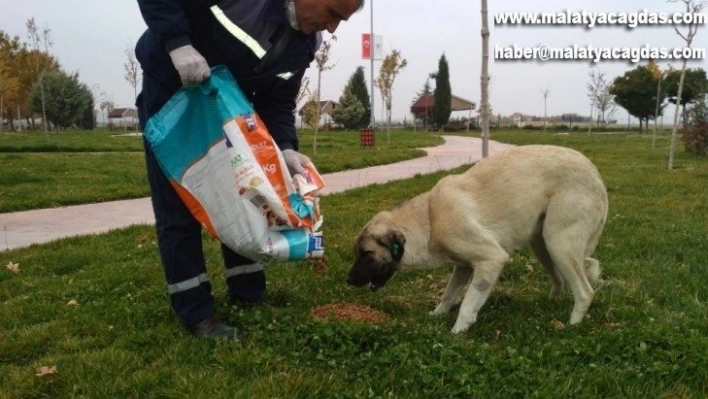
left=584, top=258, right=601, bottom=286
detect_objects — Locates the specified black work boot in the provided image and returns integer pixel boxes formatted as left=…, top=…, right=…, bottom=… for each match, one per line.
left=229, top=295, right=270, bottom=308
left=187, top=316, right=245, bottom=341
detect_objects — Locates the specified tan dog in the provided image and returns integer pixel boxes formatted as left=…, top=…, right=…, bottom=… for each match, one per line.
left=346, top=145, right=608, bottom=333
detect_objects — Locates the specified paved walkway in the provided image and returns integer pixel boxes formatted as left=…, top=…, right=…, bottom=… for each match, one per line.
left=0, top=136, right=513, bottom=252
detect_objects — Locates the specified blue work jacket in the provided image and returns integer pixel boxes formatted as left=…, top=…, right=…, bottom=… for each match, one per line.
left=136, top=0, right=320, bottom=150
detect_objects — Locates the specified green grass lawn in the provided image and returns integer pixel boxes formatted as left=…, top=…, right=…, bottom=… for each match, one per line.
left=0, top=130, right=706, bottom=397
left=0, top=129, right=442, bottom=212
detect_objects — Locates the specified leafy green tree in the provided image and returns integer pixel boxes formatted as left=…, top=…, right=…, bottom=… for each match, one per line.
left=331, top=86, right=365, bottom=130
left=682, top=91, right=708, bottom=156
left=0, top=59, right=19, bottom=132
left=347, top=66, right=370, bottom=128
left=30, top=70, right=91, bottom=129
left=609, top=63, right=664, bottom=133
left=0, top=30, right=59, bottom=129
left=432, top=54, right=452, bottom=129
left=78, top=89, right=95, bottom=130
left=664, top=68, right=708, bottom=127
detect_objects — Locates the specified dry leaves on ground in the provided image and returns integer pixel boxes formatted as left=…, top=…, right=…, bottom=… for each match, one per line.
left=35, top=366, right=57, bottom=377
left=6, top=261, right=20, bottom=274
left=552, top=320, right=566, bottom=331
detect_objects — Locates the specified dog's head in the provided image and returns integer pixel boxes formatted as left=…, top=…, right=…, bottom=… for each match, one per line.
left=346, top=213, right=406, bottom=292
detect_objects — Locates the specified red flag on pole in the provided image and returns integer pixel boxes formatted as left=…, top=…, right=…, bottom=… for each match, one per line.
left=362, top=33, right=371, bottom=60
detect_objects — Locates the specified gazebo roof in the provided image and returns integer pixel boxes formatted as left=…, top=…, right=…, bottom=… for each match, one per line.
left=410, top=94, right=476, bottom=114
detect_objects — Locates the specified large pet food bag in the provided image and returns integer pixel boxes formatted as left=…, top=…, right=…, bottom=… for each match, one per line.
left=144, top=66, right=325, bottom=264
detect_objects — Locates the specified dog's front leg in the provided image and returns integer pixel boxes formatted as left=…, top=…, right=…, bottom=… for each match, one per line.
left=451, top=261, right=504, bottom=333
left=430, top=265, right=473, bottom=316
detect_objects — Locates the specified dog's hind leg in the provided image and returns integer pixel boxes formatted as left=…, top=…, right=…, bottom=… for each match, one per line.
left=430, top=265, right=473, bottom=316
left=582, top=221, right=604, bottom=286
left=530, top=234, right=564, bottom=298
left=543, top=230, right=595, bottom=325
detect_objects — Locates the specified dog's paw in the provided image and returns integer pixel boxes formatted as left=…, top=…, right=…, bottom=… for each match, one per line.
left=429, top=304, right=451, bottom=316
left=429, top=310, right=444, bottom=317
left=450, top=322, right=471, bottom=334
left=450, top=312, right=478, bottom=333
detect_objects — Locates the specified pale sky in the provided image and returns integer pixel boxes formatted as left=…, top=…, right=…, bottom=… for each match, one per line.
left=3, top=0, right=707, bottom=124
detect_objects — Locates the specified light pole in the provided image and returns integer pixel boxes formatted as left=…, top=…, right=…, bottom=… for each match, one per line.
left=540, top=87, right=550, bottom=133
left=369, top=0, right=375, bottom=130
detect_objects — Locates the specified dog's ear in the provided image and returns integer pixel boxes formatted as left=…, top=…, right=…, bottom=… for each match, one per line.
left=386, top=230, right=406, bottom=262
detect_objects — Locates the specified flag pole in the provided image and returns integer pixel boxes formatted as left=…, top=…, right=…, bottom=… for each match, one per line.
left=370, top=0, right=375, bottom=129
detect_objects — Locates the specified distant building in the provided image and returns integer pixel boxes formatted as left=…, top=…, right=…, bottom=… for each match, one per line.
left=410, top=94, right=476, bottom=129
left=297, top=100, right=338, bottom=129
left=107, top=108, right=138, bottom=130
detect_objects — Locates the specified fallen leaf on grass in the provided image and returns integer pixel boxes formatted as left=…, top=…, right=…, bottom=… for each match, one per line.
left=605, top=322, right=623, bottom=330
left=6, top=261, right=20, bottom=274
left=35, top=366, right=57, bottom=377
left=67, top=300, right=79, bottom=306
left=552, top=320, right=566, bottom=331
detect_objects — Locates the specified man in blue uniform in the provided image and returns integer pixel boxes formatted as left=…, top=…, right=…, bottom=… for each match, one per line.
left=135, top=0, right=364, bottom=340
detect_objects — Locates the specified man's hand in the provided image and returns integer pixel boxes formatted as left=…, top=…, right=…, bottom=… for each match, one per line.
left=282, top=149, right=313, bottom=176
left=168, top=45, right=211, bottom=86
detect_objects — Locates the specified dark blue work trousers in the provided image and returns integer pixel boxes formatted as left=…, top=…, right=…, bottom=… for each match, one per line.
left=139, top=71, right=265, bottom=326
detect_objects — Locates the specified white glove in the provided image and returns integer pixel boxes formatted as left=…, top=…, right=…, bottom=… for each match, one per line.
left=168, top=45, right=211, bottom=86
left=282, top=149, right=312, bottom=176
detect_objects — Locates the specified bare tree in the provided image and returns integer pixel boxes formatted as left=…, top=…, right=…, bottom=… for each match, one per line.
left=653, top=69, right=667, bottom=149
left=26, top=18, right=52, bottom=132
left=100, top=99, right=115, bottom=130
left=375, top=49, right=407, bottom=142
left=296, top=77, right=310, bottom=108
left=668, top=0, right=705, bottom=170
left=587, top=68, right=617, bottom=129
left=312, top=35, right=337, bottom=154
left=480, top=0, right=491, bottom=158
left=295, top=77, right=310, bottom=129
left=90, top=84, right=107, bottom=129
left=541, top=87, right=550, bottom=133
left=124, top=45, right=141, bottom=105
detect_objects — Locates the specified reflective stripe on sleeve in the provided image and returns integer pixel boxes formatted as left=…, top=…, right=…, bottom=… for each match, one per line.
left=211, top=5, right=267, bottom=58
left=211, top=5, right=294, bottom=81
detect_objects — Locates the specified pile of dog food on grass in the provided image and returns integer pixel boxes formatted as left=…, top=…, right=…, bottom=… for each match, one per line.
left=309, top=303, right=388, bottom=324
left=310, top=255, right=329, bottom=274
